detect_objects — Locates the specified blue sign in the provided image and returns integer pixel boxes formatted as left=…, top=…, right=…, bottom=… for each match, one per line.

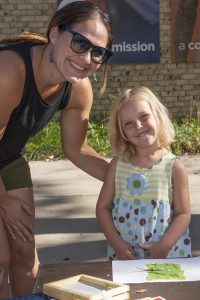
left=108, top=0, right=160, bottom=64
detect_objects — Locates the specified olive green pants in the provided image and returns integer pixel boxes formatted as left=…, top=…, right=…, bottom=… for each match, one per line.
left=0, top=157, right=32, bottom=191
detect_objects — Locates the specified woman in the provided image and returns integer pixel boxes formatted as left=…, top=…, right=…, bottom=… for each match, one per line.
left=0, top=1, right=113, bottom=297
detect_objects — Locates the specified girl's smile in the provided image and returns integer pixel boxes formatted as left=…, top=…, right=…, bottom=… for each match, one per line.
left=119, top=97, right=159, bottom=149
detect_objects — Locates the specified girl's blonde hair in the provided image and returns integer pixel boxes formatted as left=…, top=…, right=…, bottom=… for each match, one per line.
left=108, top=86, right=175, bottom=160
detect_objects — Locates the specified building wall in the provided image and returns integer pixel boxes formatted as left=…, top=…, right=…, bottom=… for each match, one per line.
left=0, top=1, right=56, bottom=37
left=0, top=0, right=199, bottom=121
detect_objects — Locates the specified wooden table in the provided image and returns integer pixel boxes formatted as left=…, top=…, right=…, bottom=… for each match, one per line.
left=34, top=261, right=200, bottom=300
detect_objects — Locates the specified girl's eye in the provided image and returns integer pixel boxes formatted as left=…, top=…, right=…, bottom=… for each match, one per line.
left=124, top=121, right=133, bottom=128
left=140, top=114, right=150, bottom=121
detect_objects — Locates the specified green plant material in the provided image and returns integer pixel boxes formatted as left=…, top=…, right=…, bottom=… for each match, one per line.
left=25, top=120, right=63, bottom=161
left=87, top=121, right=112, bottom=157
left=146, top=263, right=185, bottom=281
left=171, top=118, right=200, bottom=155
left=25, top=117, right=200, bottom=161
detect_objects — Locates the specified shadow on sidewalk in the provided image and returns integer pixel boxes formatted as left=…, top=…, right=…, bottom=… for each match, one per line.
left=36, top=217, right=101, bottom=234
left=35, top=214, right=200, bottom=265
left=37, top=239, right=107, bottom=264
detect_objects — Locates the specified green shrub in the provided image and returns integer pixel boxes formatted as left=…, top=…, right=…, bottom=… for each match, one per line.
left=25, top=117, right=200, bottom=161
left=87, top=121, right=111, bottom=157
left=25, top=121, right=63, bottom=161
left=171, top=118, right=200, bottom=155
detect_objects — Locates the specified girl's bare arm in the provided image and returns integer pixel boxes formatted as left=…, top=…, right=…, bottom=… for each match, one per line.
left=96, top=158, right=135, bottom=259
left=160, top=158, right=191, bottom=250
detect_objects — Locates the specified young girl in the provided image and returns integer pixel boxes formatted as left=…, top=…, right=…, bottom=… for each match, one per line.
left=96, top=86, right=192, bottom=260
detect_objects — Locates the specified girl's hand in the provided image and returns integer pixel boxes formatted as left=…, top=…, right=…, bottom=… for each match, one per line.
left=139, top=241, right=170, bottom=259
left=0, top=195, right=33, bottom=242
left=114, top=240, right=136, bottom=260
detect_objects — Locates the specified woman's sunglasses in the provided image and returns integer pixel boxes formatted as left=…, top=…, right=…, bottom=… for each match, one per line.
left=59, top=26, right=113, bottom=64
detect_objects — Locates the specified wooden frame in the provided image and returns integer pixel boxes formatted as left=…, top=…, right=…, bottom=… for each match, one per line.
left=43, top=274, right=130, bottom=300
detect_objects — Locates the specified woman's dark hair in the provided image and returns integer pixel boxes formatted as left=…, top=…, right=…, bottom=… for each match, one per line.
left=47, top=1, right=113, bottom=50
left=47, top=1, right=113, bottom=94
left=0, top=1, right=113, bottom=94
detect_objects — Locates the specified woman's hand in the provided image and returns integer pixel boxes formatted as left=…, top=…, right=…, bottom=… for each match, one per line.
left=0, top=194, right=33, bottom=242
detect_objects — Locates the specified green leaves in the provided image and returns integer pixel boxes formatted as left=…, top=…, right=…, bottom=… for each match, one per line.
left=87, top=121, right=112, bottom=157
left=171, top=118, right=200, bottom=155
left=146, top=263, right=185, bottom=281
left=25, top=117, right=200, bottom=161
left=25, top=120, right=63, bottom=161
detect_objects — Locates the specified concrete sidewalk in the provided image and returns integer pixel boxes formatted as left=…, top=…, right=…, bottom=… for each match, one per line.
left=31, top=155, right=200, bottom=265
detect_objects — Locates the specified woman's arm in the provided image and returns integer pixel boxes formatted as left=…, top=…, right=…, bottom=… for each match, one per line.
left=0, top=50, right=25, bottom=140
left=96, top=158, right=135, bottom=259
left=0, top=50, right=33, bottom=241
left=60, top=77, right=109, bottom=182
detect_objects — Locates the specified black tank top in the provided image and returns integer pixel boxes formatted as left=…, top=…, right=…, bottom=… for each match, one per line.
left=0, top=42, right=72, bottom=169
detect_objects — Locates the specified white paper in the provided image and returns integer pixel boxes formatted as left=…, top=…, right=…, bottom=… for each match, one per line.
left=112, top=256, right=200, bottom=283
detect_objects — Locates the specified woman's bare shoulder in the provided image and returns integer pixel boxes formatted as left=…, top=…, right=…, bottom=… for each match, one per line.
left=0, top=49, right=25, bottom=107
left=0, top=50, right=26, bottom=131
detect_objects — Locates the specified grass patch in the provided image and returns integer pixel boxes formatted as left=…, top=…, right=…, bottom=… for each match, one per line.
left=25, top=121, right=63, bottom=161
left=25, top=117, right=200, bottom=161
left=171, top=118, right=200, bottom=155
